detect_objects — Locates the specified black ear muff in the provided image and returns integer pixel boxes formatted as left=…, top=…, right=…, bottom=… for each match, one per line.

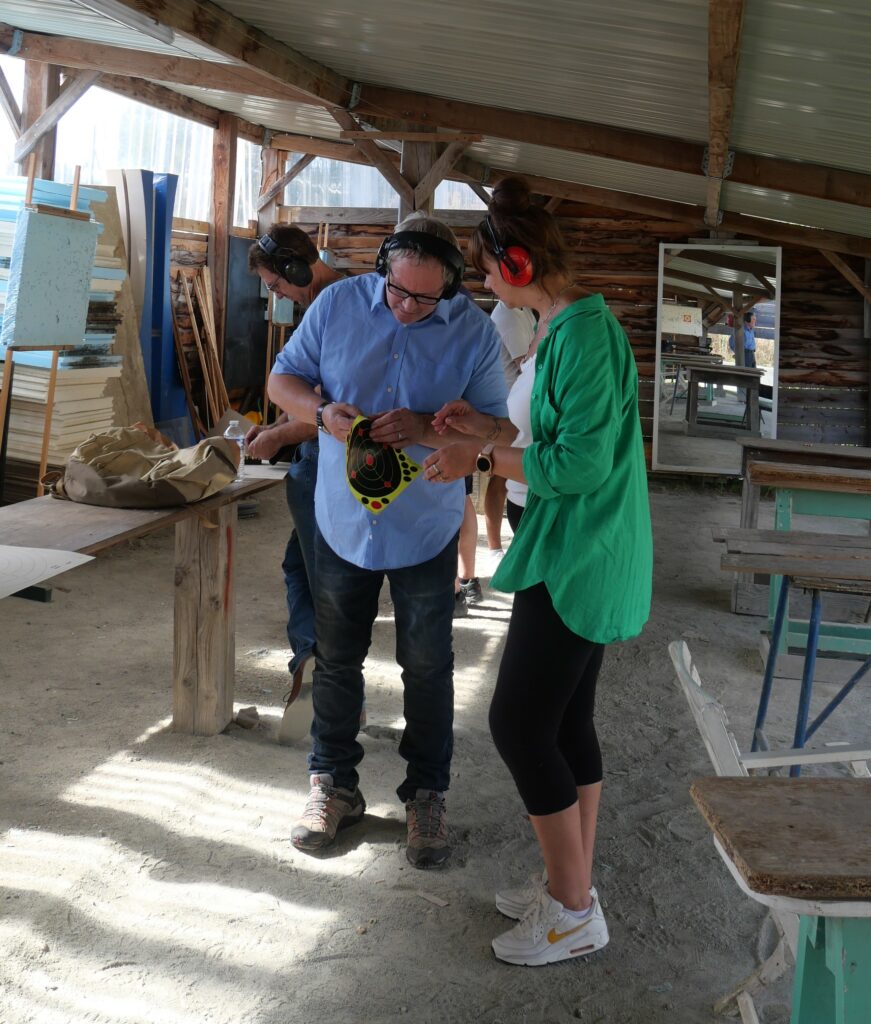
left=278, top=255, right=313, bottom=288
left=483, top=217, right=534, bottom=288
left=257, top=233, right=313, bottom=288
left=375, top=231, right=464, bottom=300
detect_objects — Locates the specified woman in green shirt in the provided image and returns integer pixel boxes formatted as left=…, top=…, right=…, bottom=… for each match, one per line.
left=424, top=177, right=652, bottom=967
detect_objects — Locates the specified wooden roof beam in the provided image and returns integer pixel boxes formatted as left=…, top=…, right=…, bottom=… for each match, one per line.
left=706, top=0, right=745, bottom=227
left=820, top=250, right=871, bottom=305
left=354, top=85, right=871, bottom=211
left=14, top=68, right=100, bottom=163
left=0, top=64, right=20, bottom=137
left=329, top=109, right=414, bottom=207
left=664, top=267, right=769, bottom=298
left=0, top=24, right=309, bottom=102
left=91, top=0, right=351, bottom=106
left=256, top=152, right=316, bottom=211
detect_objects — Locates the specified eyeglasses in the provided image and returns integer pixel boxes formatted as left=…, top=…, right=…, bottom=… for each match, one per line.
left=264, top=276, right=284, bottom=294
left=386, top=277, right=442, bottom=307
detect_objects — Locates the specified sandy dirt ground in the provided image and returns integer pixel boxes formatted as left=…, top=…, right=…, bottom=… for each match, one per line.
left=2, top=482, right=865, bottom=1024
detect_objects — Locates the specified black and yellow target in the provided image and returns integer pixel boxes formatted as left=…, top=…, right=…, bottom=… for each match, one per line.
left=346, top=415, right=421, bottom=513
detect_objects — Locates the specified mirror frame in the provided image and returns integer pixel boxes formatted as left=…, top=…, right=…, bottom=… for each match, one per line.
left=652, top=242, right=783, bottom=476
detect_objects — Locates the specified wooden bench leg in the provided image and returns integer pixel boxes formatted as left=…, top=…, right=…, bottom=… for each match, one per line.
left=172, top=504, right=236, bottom=735
left=792, top=916, right=871, bottom=1024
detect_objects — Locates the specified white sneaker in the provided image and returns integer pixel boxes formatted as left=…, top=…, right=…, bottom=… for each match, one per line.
left=487, top=548, right=505, bottom=574
left=495, top=870, right=598, bottom=920
left=492, top=880, right=608, bottom=966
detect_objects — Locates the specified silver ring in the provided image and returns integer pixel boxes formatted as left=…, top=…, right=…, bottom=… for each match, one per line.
left=433, top=465, right=442, bottom=476
left=398, top=431, right=404, bottom=441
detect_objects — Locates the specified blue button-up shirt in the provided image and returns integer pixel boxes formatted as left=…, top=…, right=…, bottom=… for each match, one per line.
left=273, top=273, right=508, bottom=569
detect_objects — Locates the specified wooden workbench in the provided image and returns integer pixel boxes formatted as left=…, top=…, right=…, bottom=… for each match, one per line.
left=1, top=478, right=280, bottom=735
left=685, top=364, right=764, bottom=440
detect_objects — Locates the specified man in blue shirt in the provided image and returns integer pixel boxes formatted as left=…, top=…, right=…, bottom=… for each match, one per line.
left=742, top=310, right=758, bottom=368
left=268, top=214, right=507, bottom=867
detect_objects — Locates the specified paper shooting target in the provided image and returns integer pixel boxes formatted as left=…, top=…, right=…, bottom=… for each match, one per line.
left=345, top=415, right=421, bottom=513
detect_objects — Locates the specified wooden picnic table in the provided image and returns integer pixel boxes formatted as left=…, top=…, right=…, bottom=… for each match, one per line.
left=691, top=776, right=871, bottom=1023
left=685, top=364, right=764, bottom=440
left=730, top=441, right=871, bottom=615
left=0, top=478, right=280, bottom=736
left=714, top=529, right=871, bottom=773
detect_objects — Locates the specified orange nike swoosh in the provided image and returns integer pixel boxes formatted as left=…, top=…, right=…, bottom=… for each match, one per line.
left=547, top=921, right=589, bottom=944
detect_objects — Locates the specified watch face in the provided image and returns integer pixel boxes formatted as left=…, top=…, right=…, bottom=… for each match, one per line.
left=476, top=455, right=491, bottom=474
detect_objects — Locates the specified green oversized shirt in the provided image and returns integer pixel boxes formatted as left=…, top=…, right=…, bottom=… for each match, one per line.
left=491, top=293, right=653, bottom=643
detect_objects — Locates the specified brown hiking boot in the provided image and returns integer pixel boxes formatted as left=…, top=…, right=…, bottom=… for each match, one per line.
left=291, top=773, right=366, bottom=851
left=405, top=789, right=450, bottom=867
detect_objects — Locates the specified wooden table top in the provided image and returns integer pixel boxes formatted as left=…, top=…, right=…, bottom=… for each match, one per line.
left=0, top=478, right=279, bottom=556
left=686, top=364, right=764, bottom=381
left=746, top=460, right=871, bottom=494
left=737, top=437, right=871, bottom=462
left=691, top=776, right=871, bottom=899
left=715, top=526, right=871, bottom=583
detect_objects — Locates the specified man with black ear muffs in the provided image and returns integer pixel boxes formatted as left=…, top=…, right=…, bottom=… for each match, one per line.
left=268, top=212, right=507, bottom=868
left=246, top=225, right=345, bottom=738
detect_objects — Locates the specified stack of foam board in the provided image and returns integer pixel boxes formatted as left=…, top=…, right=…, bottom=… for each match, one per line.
left=0, top=177, right=130, bottom=495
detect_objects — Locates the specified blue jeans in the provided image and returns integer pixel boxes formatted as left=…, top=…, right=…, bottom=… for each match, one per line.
left=309, top=527, right=457, bottom=802
left=282, top=440, right=319, bottom=675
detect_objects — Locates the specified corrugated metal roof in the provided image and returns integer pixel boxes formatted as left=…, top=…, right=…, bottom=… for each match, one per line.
left=216, top=0, right=710, bottom=141
left=732, top=0, right=871, bottom=175
left=1, top=0, right=234, bottom=62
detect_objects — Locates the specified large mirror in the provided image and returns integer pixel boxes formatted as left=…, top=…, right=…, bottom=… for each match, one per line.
left=652, top=243, right=782, bottom=475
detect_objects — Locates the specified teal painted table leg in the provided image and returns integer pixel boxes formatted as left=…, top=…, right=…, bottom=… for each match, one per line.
left=791, top=916, right=871, bottom=1024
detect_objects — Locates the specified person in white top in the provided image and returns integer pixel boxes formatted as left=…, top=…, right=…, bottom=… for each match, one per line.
left=485, top=301, right=536, bottom=566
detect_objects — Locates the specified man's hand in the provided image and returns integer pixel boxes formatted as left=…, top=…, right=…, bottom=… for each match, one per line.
left=244, top=423, right=266, bottom=446
left=247, top=428, right=287, bottom=461
left=369, top=408, right=426, bottom=448
left=422, top=442, right=478, bottom=483
left=322, top=401, right=363, bottom=443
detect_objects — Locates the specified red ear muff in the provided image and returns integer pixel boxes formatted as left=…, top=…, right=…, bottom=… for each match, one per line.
left=499, top=246, right=533, bottom=287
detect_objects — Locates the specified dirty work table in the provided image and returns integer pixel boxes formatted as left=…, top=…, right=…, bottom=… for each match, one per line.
left=691, top=776, right=871, bottom=1024
left=659, top=352, right=723, bottom=413
left=685, top=364, right=764, bottom=439
left=0, top=477, right=280, bottom=735
left=714, top=527, right=871, bottom=773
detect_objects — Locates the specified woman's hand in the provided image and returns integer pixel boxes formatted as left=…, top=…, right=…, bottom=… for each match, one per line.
left=432, top=399, right=503, bottom=441
left=369, top=408, right=425, bottom=448
left=422, top=442, right=478, bottom=483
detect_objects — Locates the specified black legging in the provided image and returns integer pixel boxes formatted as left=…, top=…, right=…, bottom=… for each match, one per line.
left=506, top=498, right=524, bottom=534
left=489, top=581, right=605, bottom=816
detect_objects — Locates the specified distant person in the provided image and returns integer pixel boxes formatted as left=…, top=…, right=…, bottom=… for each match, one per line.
left=245, top=226, right=344, bottom=724
left=742, top=310, right=758, bottom=368
left=425, top=176, right=652, bottom=966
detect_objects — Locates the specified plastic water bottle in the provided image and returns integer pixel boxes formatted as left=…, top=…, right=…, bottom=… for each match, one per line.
left=223, top=419, right=246, bottom=481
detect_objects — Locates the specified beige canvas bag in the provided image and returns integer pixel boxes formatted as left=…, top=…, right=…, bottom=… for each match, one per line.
left=45, top=425, right=239, bottom=508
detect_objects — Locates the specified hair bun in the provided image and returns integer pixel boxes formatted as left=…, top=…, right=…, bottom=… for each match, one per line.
left=490, top=176, right=531, bottom=214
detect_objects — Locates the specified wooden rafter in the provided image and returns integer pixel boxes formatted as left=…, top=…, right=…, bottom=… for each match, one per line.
left=329, top=109, right=414, bottom=207
left=0, top=65, right=21, bottom=137
left=82, top=69, right=263, bottom=142
left=820, top=249, right=871, bottom=306
left=95, top=0, right=351, bottom=105
left=256, top=153, right=316, bottom=211
left=706, top=0, right=745, bottom=226
left=671, top=248, right=776, bottom=281
left=467, top=182, right=491, bottom=206
left=0, top=24, right=307, bottom=103
left=355, top=85, right=871, bottom=211
left=340, top=130, right=481, bottom=143
left=413, top=140, right=470, bottom=209
left=15, top=68, right=99, bottom=164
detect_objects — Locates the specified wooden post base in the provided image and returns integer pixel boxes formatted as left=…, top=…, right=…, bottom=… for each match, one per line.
left=172, top=504, right=236, bottom=735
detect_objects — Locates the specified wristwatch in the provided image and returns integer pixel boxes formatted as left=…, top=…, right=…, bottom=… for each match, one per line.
left=476, top=443, right=496, bottom=476
left=315, top=400, right=331, bottom=433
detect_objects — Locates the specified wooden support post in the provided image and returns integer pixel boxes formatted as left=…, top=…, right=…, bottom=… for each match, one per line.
left=19, top=61, right=59, bottom=179
left=14, top=70, right=100, bottom=165
left=0, top=66, right=21, bottom=138
left=257, top=146, right=283, bottom=236
left=208, top=112, right=238, bottom=363
left=399, top=136, right=436, bottom=220
left=173, top=503, right=236, bottom=736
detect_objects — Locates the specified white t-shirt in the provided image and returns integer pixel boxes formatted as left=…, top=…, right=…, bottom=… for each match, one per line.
left=491, top=301, right=536, bottom=387
left=505, top=354, right=536, bottom=507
